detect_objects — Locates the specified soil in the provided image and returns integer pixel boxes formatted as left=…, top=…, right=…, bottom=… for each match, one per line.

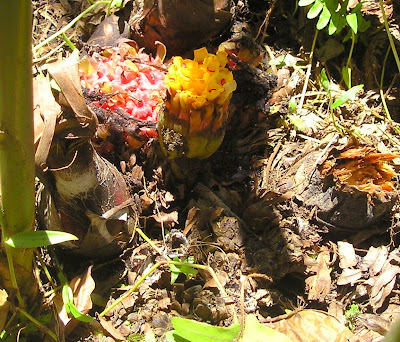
left=30, top=0, right=400, bottom=341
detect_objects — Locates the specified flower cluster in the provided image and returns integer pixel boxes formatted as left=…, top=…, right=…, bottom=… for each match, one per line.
left=160, top=47, right=237, bottom=159
left=79, top=45, right=166, bottom=144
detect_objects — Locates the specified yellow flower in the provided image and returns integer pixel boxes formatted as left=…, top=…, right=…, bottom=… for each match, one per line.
left=159, top=47, right=237, bottom=159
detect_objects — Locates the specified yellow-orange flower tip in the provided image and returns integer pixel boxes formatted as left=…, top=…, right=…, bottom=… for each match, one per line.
left=165, top=47, right=237, bottom=110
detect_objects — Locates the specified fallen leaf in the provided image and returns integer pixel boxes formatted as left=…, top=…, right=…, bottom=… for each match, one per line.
left=0, top=289, right=9, bottom=332
left=360, top=246, right=388, bottom=275
left=305, top=249, right=331, bottom=301
left=369, top=265, right=400, bottom=310
left=266, top=309, right=360, bottom=342
left=337, top=268, right=363, bottom=286
left=337, top=241, right=358, bottom=269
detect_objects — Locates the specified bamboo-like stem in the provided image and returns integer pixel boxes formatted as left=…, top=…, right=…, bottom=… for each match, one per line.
left=0, top=1, right=36, bottom=295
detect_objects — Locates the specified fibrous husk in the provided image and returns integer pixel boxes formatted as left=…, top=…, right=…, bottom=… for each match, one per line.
left=128, top=0, right=232, bottom=55
left=35, top=52, right=138, bottom=257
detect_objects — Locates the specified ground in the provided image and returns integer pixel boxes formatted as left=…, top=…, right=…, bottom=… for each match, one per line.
left=30, top=0, right=400, bottom=341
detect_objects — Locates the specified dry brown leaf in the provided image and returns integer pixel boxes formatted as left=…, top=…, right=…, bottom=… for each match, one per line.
left=337, top=268, right=363, bottom=286
left=0, top=289, right=9, bottom=333
left=305, top=249, right=331, bottom=301
left=98, top=315, right=125, bottom=341
left=151, top=211, right=178, bottom=227
left=369, top=265, right=400, bottom=310
left=70, top=266, right=95, bottom=314
left=266, top=309, right=360, bottom=342
left=338, top=241, right=358, bottom=269
left=360, top=246, right=388, bottom=276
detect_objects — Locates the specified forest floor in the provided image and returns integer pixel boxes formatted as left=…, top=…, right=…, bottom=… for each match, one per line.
left=31, top=0, right=400, bottom=341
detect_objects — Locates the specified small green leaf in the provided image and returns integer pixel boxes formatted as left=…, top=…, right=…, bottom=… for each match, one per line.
left=332, top=84, right=364, bottom=109
left=110, top=0, right=123, bottom=8
left=307, top=0, right=323, bottom=19
left=288, top=115, right=306, bottom=132
left=240, top=314, right=293, bottom=342
left=298, top=0, right=315, bottom=6
left=342, top=66, right=351, bottom=89
left=5, top=230, right=78, bottom=248
left=346, top=13, right=358, bottom=34
left=170, top=317, right=241, bottom=342
left=65, top=302, right=94, bottom=322
left=320, top=68, right=330, bottom=93
left=316, top=5, right=331, bottom=30
left=170, top=257, right=198, bottom=284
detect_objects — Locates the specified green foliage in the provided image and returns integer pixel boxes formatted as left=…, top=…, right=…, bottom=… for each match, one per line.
left=240, top=314, right=293, bottom=342
left=345, top=304, right=360, bottom=330
left=62, top=284, right=94, bottom=322
left=165, top=315, right=293, bottom=342
left=169, top=257, right=198, bottom=284
left=298, top=0, right=370, bottom=36
left=331, top=84, right=364, bottom=109
left=165, top=317, right=241, bottom=342
left=5, top=231, right=78, bottom=248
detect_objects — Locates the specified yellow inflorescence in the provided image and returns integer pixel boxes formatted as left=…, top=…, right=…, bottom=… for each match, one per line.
left=165, top=47, right=237, bottom=111
left=160, top=47, right=237, bottom=160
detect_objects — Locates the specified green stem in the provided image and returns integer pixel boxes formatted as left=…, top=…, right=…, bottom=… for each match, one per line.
left=61, top=33, right=76, bottom=51
left=32, top=1, right=111, bottom=52
left=13, top=305, right=57, bottom=341
left=344, top=30, right=355, bottom=88
left=99, top=260, right=168, bottom=317
left=378, top=0, right=400, bottom=75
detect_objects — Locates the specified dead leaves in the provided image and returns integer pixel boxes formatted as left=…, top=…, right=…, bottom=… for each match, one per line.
left=336, top=243, right=400, bottom=311
left=305, top=246, right=332, bottom=301
left=266, top=309, right=359, bottom=342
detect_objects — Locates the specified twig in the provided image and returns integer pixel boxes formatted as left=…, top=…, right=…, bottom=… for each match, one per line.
left=297, top=30, right=319, bottom=113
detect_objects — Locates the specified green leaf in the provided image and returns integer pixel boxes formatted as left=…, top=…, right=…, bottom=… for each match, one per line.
left=342, top=66, right=351, bottom=89
left=165, top=331, right=190, bottom=342
left=5, top=230, right=78, bottom=248
left=346, top=13, right=358, bottom=34
left=320, top=68, right=330, bottom=93
left=332, top=84, right=364, bottom=109
left=288, top=115, right=306, bottom=132
left=240, top=314, right=293, bottom=342
left=65, top=302, right=94, bottom=322
left=170, top=257, right=198, bottom=284
left=170, top=317, right=241, bottom=342
left=307, top=0, right=323, bottom=19
left=316, top=5, right=331, bottom=30
left=110, top=0, right=123, bottom=7
left=298, top=0, right=315, bottom=6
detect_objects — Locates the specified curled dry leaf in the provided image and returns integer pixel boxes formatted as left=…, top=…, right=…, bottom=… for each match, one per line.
left=266, top=309, right=360, bottom=342
left=305, top=248, right=332, bottom=301
left=337, top=241, right=358, bottom=269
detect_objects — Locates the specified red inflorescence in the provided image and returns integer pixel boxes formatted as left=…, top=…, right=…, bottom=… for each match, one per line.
left=79, top=46, right=166, bottom=146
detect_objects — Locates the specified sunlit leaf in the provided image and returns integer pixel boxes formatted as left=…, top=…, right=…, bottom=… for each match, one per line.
left=346, top=13, right=358, bottom=34
left=170, top=257, right=198, bottom=284
left=307, top=0, right=323, bottom=19
left=298, top=0, right=315, bottom=6
left=240, top=314, right=293, bottom=342
left=170, top=317, right=241, bottom=342
left=342, top=66, right=351, bottom=89
left=332, top=84, right=364, bottom=109
left=110, top=0, right=123, bottom=8
left=320, top=68, right=330, bottom=93
left=65, top=302, right=94, bottom=322
left=5, top=230, right=78, bottom=248
left=316, top=5, right=331, bottom=30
